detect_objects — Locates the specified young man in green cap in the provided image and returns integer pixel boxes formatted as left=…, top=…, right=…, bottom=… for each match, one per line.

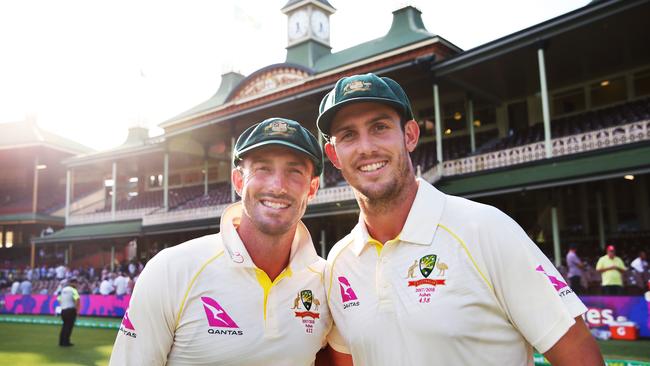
left=110, top=118, right=332, bottom=365
left=318, top=73, right=603, bottom=365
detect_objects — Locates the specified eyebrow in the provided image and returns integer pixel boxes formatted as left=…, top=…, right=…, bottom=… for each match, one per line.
left=331, top=112, right=395, bottom=135
left=248, top=157, right=308, bottom=168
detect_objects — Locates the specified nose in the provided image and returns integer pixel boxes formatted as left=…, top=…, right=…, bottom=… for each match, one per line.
left=267, top=170, right=289, bottom=195
left=355, top=131, right=377, bottom=157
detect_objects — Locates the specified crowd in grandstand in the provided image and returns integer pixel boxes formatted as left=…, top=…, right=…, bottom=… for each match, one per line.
left=0, top=260, right=144, bottom=296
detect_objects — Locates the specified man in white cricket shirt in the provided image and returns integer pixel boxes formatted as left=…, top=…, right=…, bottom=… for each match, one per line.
left=109, top=118, right=331, bottom=365
left=317, top=73, right=604, bottom=365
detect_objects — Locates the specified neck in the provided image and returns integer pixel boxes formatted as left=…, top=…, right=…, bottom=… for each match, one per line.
left=237, top=220, right=296, bottom=281
left=358, top=177, right=419, bottom=244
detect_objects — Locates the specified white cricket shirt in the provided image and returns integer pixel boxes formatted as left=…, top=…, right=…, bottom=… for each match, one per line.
left=110, top=202, right=331, bottom=366
left=326, top=179, right=586, bottom=366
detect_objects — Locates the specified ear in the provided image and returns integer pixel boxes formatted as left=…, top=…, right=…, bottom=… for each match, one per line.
left=325, top=142, right=341, bottom=169
left=231, top=167, right=244, bottom=197
left=307, top=175, right=320, bottom=201
left=403, top=119, right=420, bottom=153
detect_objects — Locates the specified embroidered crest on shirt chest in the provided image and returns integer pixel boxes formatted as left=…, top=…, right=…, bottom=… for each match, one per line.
left=405, top=254, right=448, bottom=303
left=291, top=289, right=321, bottom=334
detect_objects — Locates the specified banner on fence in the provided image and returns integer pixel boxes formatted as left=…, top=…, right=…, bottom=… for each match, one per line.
left=0, top=294, right=130, bottom=317
left=580, top=295, right=650, bottom=338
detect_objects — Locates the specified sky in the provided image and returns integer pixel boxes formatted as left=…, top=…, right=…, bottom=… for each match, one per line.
left=0, top=0, right=590, bottom=151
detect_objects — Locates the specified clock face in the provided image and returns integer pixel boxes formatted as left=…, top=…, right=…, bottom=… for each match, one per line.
left=288, top=10, right=309, bottom=40
left=310, top=10, right=329, bottom=40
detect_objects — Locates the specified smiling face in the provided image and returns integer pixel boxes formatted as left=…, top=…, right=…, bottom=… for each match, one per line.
left=324, top=102, right=419, bottom=208
left=233, top=145, right=319, bottom=237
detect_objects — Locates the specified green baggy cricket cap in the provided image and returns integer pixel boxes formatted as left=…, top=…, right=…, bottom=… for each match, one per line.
left=233, top=118, right=323, bottom=176
left=317, top=73, right=414, bottom=140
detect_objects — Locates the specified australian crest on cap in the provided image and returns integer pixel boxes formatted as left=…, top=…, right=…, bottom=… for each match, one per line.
left=264, top=119, right=296, bottom=136
left=343, top=80, right=372, bottom=95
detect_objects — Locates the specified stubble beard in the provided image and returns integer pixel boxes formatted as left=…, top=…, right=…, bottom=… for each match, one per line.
left=247, top=195, right=309, bottom=238
left=349, top=151, right=414, bottom=215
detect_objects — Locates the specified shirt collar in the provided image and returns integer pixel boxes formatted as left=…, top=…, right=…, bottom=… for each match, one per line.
left=220, top=202, right=320, bottom=272
left=350, top=178, right=446, bottom=256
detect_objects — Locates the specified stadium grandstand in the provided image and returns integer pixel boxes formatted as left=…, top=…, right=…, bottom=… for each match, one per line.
left=0, top=116, right=93, bottom=267
left=2, top=0, right=648, bottom=298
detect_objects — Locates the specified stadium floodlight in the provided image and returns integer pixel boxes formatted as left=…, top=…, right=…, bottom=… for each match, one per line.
left=104, top=179, right=114, bottom=187
left=624, top=175, right=635, bottom=181
left=36, top=164, right=47, bottom=170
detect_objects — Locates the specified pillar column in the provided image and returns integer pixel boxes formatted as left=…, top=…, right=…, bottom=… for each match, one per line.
left=433, top=83, right=443, bottom=165
left=466, top=98, right=476, bottom=153
left=111, top=161, right=117, bottom=221
left=163, top=152, right=169, bottom=210
left=537, top=47, right=552, bottom=158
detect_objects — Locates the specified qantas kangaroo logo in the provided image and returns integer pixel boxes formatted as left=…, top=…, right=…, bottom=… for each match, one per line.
left=201, top=297, right=239, bottom=328
left=121, top=310, right=135, bottom=330
left=535, top=265, right=568, bottom=291
left=338, top=276, right=358, bottom=303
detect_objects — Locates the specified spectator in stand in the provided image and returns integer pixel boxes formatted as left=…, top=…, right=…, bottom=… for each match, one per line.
left=25, top=266, right=34, bottom=281
left=113, top=272, right=129, bottom=296
left=596, top=245, right=627, bottom=295
left=99, top=275, right=115, bottom=295
left=631, top=250, right=649, bottom=291
left=19, top=278, right=32, bottom=295
left=55, top=264, right=66, bottom=280
left=10, top=279, right=20, bottom=294
left=631, top=250, right=648, bottom=274
left=128, top=261, right=137, bottom=277
left=87, top=266, right=95, bottom=280
left=566, top=243, right=585, bottom=294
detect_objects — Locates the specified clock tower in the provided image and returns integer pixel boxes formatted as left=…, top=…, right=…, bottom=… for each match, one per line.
left=282, top=0, right=335, bottom=68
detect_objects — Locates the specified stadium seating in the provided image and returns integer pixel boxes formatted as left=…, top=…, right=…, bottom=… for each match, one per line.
left=485, top=97, right=650, bottom=154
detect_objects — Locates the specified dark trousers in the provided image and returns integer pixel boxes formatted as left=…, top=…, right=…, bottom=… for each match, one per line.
left=569, top=276, right=583, bottom=294
left=59, top=308, right=77, bottom=345
left=602, top=285, right=623, bottom=296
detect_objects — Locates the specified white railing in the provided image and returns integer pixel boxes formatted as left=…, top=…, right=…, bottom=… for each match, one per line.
left=141, top=186, right=356, bottom=226
left=310, top=185, right=355, bottom=205
left=437, top=120, right=650, bottom=177
left=67, top=207, right=156, bottom=225
left=142, top=204, right=231, bottom=226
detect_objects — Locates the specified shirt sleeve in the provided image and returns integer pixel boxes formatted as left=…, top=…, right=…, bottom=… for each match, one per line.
left=72, top=288, right=79, bottom=301
left=596, top=257, right=605, bottom=271
left=109, top=251, right=176, bottom=366
left=479, top=206, right=587, bottom=354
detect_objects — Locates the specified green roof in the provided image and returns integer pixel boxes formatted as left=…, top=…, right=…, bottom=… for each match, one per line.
left=0, top=213, right=64, bottom=225
left=33, top=220, right=142, bottom=244
left=163, top=71, right=245, bottom=125
left=313, top=6, right=437, bottom=72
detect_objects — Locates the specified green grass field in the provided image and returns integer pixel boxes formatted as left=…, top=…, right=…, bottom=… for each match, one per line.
left=0, top=316, right=649, bottom=365
left=0, top=321, right=117, bottom=366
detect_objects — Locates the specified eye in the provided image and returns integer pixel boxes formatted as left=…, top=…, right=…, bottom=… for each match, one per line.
left=373, top=122, right=389, bottom=132
left=339, top=130, right=355, bottom=141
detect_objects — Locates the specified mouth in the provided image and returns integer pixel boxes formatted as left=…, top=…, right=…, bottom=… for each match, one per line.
left=358, top=161, right=388, bottom=173
left=260, top=199, right=291, bottom=210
